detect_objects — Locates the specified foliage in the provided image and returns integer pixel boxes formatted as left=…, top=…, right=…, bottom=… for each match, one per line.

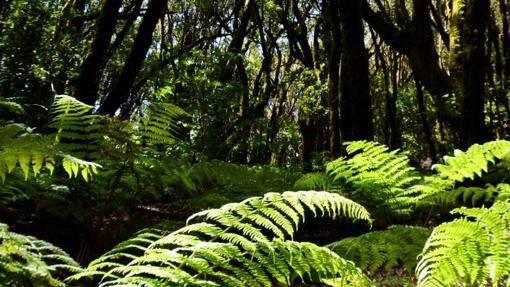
left=0, top=122, right=100, bottom=182
left=328, top=225, right=431, bottom=274
left=326, top=141, right=421, bottom=216
left=136, top=102, right=189, bottom=145
left=415, top=140, right=510, bottom=205
left=293, top=172, right=335, bottom=192
left=68, top=191, right=372, bottom=286
left=416, top=201, right=510, bottom=287
left=2, top=0, right=510, bottom=284
left=49, top=95, right=102, bottom=153
left=432, top=183, right=510, bottom=205
left=433, top=140, right=510, bottom=183
left=0, top=223, right=82, bottom=287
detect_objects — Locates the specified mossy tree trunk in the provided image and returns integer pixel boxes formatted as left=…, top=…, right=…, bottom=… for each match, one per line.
left=449, top=0, right=491, bottom=148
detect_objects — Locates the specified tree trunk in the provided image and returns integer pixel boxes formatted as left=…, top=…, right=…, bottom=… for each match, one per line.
left=74, top=0, right=123, bottom=105
left=324, top=0, right=341, bottom=157
left=299, top=118, right=314, bottom=172
left=449, top=0, right=491, bottom=147
left=415, top=78, right=437, bottom=160
left=360, top=0, right=458, bottom=136
left=339, top=0, right=373, bottom=141
left=387, top=55, right=401, bottom=149
left=98, top=0, right=166, bottom=115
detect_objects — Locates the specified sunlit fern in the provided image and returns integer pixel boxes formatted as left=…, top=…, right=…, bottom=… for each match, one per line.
left=416, top=200, right=510, bottom=287
left=327, top=225, right=431, bottom=274
left=67, top=191, right=373, bottom=286
left=414, top=140, right=510, bottom=206
left=0, top=123, right=100, bottom=182
left=49, top=95, right=102, bottom=154
left=434, top=140, right=510, bottom=183
left=0, top=223, right=82, bottom=287
left=326, top=141, right=421, bottom=216
left=431, top=183, right=510, bottom=206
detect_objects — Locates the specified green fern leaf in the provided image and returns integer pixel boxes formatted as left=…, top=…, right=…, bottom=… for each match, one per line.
left=69, top=191, right=372, bottom=286
left=326, top=140, right=421, bottom=216
left=0, top=223, right=82, bottom=287
left=328, top=225, right=431, bottom=274
left=416, top=201, right=510, bottom=287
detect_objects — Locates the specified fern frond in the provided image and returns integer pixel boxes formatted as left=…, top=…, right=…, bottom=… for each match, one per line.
left=413, top=140, right=510, bottom=205
left=429, top=183, right=510, bottom=206
left=0, top=223, right=82, bottom=287
left=0, top=97, right=24, bottom=116
left=293, top=172, right=335, bottom=192
left=416, top=201, right=510, bottom=287
left=94, top=240, right=373, bottom=287
left=0, top=124, right=52, bottom=181
left=184, top=161, right=301, bottom=201
left=326, top=141, right=421, bottom=215
left=70, top=191, right=372, bottom=286
left=0, top=96, right=102, bottom=182
left=49, top=95, right=102, bottom=148
left=433, top=140, right=510, bottom=183
left=327, top=225, right=431, bottom=274
left=66, top=227, right=168, bottom=283
left=136, top=102, right=188, bottom=145
left=0, top=123, right=100, bottom=182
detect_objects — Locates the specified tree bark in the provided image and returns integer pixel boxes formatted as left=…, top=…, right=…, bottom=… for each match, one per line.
left=415, top=78, right=437, bottom=160
left=339, top=0, right=373, bottom=141
left=74, top=0, right=123, bottom=105
left=98, top=0, right=167, bottom=115
left=449, top=0, right=491, bottom=147
left=324, top=0, right=341, bottom=157
left=360, top=0, right=452, bottom=97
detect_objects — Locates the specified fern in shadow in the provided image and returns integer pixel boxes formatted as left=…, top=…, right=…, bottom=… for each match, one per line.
left=0, top=223, right=82, bottom=287
left=327, top=225, right=431, bottom=274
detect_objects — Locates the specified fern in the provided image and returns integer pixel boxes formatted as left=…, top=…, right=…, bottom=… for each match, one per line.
left=327, top=225, right=431, bottom=274
left=326, top=141, right=421, bottom=216
left=0, top=97, right=24, bottom=116
left=413, top=140, right=510, bottom=205
left=94, top=239, right=373, bottom=287
left=430, top=183, right=510, bottom=206
left=136, top=102, right=188, bottom=145
left=0, top=123, right=53, bottom=181
left=189, top=161, right=300, bottom=193
left=294, top=172, right=335, bottom=192
left=0, top=123, right=101, bottom=182
left=67, top=227, right=169, bottom=282
left=416, top=201, right=510, bottom=287
left=0, top=95, right=102, bottom=182
left=0, top=223, right=82, bottom=287
left=433, top=140, right=510, bottom=183
left=68, top=191, right=373, bottom=286
left=49, top=95, right=102, bottom=153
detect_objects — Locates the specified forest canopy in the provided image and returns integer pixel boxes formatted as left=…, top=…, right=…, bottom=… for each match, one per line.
left=1, top=0, right=510, bottom=286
